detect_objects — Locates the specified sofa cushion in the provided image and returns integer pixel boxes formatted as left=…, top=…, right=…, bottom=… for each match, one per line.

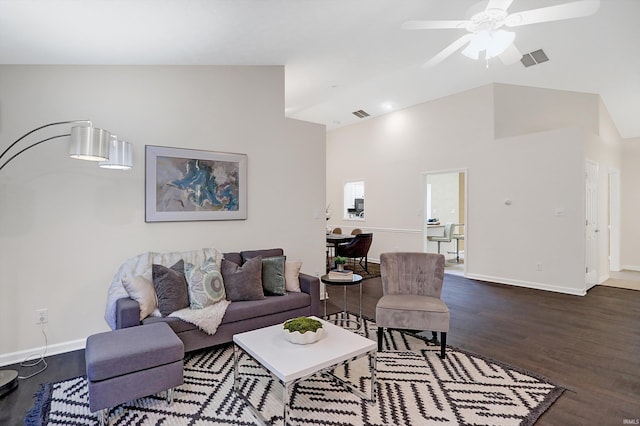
left=259, top=256, right=287, bottom=296
left=185, top=257, right=226, bottom=309
left=285, top=260, right=303, bottom=292
left=153, top=260, right=189, bottom=317
left=122, top=275, right=157, bottom=320
left=221, top=257, right=265, bottom=301
left=240, top=248, right=284, bottom=262
left=222, top=291, right=311, bottom=324
left=143, top=316, right=198, bottom=334
left=223, top=252, right=242, bottom=266
left=242, top=255, right=287, bottom=296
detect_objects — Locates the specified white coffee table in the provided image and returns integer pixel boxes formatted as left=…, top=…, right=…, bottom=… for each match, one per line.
left=232, top=316, right=377, bottom=425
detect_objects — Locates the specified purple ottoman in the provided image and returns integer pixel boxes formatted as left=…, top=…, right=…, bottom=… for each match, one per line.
left=85, top=322, right=184, bottom=425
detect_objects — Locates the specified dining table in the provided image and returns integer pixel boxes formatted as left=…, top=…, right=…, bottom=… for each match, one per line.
left=326, top=233, right=355, bottom=250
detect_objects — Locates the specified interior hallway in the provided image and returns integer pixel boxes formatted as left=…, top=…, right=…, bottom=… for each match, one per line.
left=602, top=269, right=640, bottom=291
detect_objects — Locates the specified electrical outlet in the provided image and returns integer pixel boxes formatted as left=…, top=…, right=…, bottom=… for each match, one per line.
left=536, top=262, right=543, bottom=272
left=36, top=308, right=48, bottom=325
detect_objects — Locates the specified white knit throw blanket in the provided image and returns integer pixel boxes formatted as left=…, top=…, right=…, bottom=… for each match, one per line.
left=169, top=300, right=230, bottom=335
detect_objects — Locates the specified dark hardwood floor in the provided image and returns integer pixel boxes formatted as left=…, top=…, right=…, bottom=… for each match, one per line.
left=2, top=273, right=639, bottom=425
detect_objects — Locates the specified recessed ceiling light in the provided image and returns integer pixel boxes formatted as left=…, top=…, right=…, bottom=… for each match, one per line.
left=382, top=102, right=394, bottom=110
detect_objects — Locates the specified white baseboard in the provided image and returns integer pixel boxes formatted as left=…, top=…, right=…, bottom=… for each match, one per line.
left=599, top=273, right=610, bottom=284
left=621, top=264, right=640, bottom=272
left=0, top=338, right=86, bottom=368
left=465, top=273, right=587, bottom=296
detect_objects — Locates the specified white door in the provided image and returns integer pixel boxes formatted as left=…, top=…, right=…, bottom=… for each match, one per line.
left=585, top=160, right=599, bottom=289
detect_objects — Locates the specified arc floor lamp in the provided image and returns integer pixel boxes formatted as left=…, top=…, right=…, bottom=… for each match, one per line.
left=0, top=120, right=132, bottom=397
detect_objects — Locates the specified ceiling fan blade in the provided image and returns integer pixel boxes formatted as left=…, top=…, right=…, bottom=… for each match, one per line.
left=499, top=43, right=522, bottom=65
left=486, top=0, right=514, bottom=11
left=402, top=20, right=469, bottom=30
left=422, top=34, right=474, bottom=68
left=505, top=0, right=600, bottom=27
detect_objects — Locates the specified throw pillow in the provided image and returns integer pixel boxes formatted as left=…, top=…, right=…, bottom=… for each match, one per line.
left=284, top=260, right=303, bottom=292
left=261, top=256, right=287, bottom=296
left=122, top=275, right=157, bottom=320
left=221, top=257, right=265, bottom=301
left=152, top=259, right=189, bottom=317
left=185, top=257, right=226, bottom=309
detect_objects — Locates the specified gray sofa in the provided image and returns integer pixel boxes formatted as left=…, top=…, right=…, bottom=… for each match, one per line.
left=114, top=248, right=321, bottom=353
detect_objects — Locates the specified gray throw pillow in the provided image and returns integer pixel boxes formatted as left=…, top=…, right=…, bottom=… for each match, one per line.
left=260, top=256, right=287, bottom=296
left=152, top=259, right=189, bottom=316
left=221, top=257, right=265, bottom=301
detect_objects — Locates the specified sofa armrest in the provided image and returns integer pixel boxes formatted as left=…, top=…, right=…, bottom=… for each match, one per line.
left=115, top=297, right=141, bottom=329
left=299, top=272, right=320, bottom=317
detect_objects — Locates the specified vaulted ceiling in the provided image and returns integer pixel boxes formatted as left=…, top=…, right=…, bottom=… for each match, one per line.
left=1, top=0, right=638, bottom=137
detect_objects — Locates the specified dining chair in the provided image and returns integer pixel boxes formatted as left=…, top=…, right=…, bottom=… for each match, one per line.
left=376, top=252, right=449, bottom=358
left=327, top=228, right=343, bottom=261
left=452, top=224, right=464, bottom=263
left=335, top=233, right=373, bottom=272
left=427, top=222, right=453, bottom=254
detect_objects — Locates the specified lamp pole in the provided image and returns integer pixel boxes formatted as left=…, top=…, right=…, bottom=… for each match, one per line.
left=0, top=119, right=109, bottom=396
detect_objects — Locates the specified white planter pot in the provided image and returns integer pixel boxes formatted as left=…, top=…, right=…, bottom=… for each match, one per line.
left=282, top=326, right=326, bottom=345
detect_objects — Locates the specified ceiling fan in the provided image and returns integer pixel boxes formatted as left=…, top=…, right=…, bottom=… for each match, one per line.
left=402, top=0, right=600, bottom=67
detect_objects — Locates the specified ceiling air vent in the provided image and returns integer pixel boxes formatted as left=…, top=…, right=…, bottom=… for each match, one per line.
left=352, top=109, right=370, bottom=118
left=521, top=49, right=549, bottom=67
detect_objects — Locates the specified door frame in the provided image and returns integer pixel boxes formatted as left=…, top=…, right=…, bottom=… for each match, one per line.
left=421, top=168, right=468, bottom=276
left=608, top=167, right=621, bottom=272
left=585, top=159, right=599, bottom=289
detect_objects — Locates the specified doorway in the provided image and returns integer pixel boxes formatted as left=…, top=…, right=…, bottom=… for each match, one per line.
left=422, top=169, right=467, bottom=276
left=585, top=160, right=598, bottom=289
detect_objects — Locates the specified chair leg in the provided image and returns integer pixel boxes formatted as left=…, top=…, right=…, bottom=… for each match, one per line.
left=377, top=327, right=383, bottom=351
left=439, top=332, right=447, bottom=359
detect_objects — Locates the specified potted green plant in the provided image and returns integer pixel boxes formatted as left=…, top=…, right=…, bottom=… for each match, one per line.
left=334, top=256, right=347, bottom=271
left=283, top=317, right=325, bottom=344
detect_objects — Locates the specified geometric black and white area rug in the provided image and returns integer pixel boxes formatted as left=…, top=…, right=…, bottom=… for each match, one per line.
left=26, top=314, right=564, bottom=426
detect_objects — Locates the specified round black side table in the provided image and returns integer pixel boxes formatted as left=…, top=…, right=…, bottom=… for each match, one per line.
left=321, top=273, right=363, bottom=329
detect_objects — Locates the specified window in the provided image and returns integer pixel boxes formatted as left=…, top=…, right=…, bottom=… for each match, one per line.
left=344, top=181, right=365, bottom=220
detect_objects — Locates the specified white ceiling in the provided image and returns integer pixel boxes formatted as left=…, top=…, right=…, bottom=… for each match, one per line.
left=1, top=0, right=638, bottom=138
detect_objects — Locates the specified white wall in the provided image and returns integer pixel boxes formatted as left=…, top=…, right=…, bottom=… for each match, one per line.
left=328, top=84, right=494, bottom=257
left=0, top=65, right=326, bottom=364
left=621, top=137, right=640, bottom=270
left=493, top=83, right=600, bottom=139
left=327, top=83, right=623, bottom=296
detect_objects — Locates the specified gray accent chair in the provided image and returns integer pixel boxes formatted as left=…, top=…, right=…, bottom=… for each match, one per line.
left=375, top=252, right=449, bottom=359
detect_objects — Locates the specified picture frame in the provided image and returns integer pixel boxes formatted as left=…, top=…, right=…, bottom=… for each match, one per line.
left=145, top=145, right=247, bottom=222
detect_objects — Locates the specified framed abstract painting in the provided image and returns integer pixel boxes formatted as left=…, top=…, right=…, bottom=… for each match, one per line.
left=145, top=145, right=247, bottom=222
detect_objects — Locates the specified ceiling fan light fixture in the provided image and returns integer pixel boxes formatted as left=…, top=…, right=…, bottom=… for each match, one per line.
left=486, top=29, right=515, bottom=59
left=461, top=30, right=490, bottom=59
left=462, top=29, right=515, bottom=61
